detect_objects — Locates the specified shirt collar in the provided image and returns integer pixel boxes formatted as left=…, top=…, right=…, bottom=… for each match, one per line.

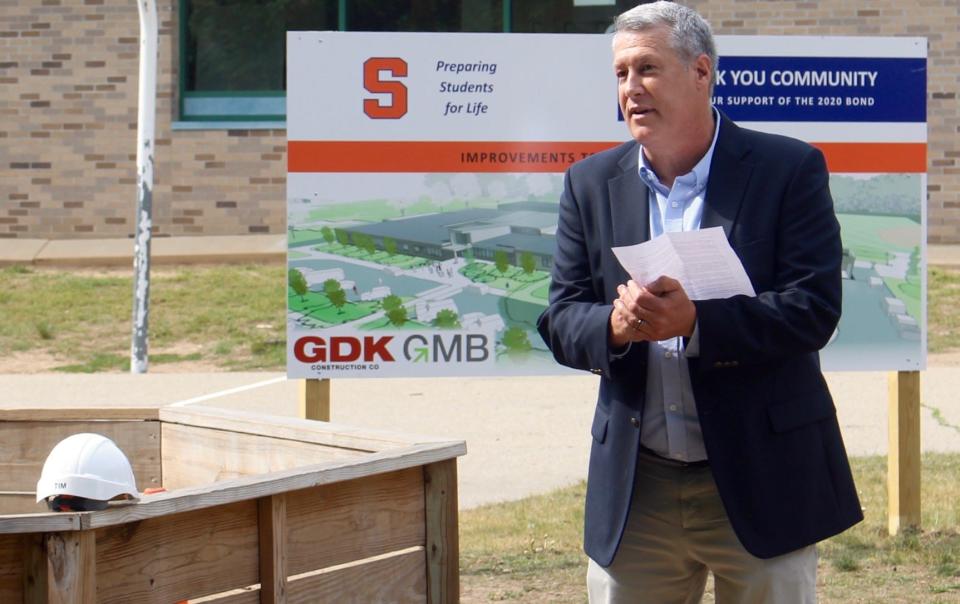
left=638, top=106, right=722, bottom=192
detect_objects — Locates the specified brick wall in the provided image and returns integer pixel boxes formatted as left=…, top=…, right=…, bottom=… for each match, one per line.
left=0, top=0, right=286, bottom=239
left=1, top=0, right=957, bottom=241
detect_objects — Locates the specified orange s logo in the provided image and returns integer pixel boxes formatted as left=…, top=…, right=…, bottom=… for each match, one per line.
left=363, top=58, right=408, bottom=119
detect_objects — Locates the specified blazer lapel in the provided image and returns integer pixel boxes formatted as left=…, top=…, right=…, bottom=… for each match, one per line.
left=609, top=142, right=650, bottom=248
left=702, top=115, right=754, bottom=239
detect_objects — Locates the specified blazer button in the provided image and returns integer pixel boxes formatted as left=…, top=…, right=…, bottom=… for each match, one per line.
left=630, top=417, right=640, bottom=428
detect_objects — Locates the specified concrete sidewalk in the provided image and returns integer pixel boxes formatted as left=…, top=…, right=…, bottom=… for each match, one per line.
left=1, top=234, right=960, bottom=267
left=0, top=234, right=286, bottom=267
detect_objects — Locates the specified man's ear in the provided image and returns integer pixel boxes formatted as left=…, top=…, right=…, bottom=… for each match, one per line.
left=694, top=54, right=712, bottom=88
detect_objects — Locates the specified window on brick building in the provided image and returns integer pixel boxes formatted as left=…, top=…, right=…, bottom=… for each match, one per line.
left=510, top=0, right=628, bottom=33
left=180, top=0, right=336, bottom=122
left=178, top=0, right=625, bottom=125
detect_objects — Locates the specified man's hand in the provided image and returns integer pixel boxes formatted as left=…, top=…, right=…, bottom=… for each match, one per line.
left=609, top=276, right=697, bottom=348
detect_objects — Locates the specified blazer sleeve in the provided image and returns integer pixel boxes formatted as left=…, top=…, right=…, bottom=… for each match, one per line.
left=693, top=145, right=842, bottom=368
left=536, top=168, right=621, bottom=377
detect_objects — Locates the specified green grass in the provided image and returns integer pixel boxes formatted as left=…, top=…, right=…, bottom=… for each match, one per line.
left=459, top=454, right=960, bottom=603
left=929, top=267, right=960, bottom=352
left=0, top=264, right=286, bottom=371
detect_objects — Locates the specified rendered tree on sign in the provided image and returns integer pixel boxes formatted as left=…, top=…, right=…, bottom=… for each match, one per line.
left=382, top=294, right=402, bottom=313
left=502, top=326, right=532, bottom=358
left=288, top=268, right=308, bottom=301
left=334, top=228, right=350, bottom=246
left=494, top=250, right=510, bottom=275
left=361, top=234, right=377, bottom=255
left=520, top=251, right=536, bottom=275
left=432, top=309, right=460, bottom=329
left=383, top=237, right=397, bottom=256
left=328, top=288, right=347, bottom=314
left=386, top=305, right=408, bottom=326
left=322, top=278, right=341, bottom=296
left=322, top=279, right=347, bottom=313
left=320, top=226, right=334, bottom=244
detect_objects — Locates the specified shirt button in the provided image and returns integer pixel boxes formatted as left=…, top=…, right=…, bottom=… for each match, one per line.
left=664, top=351, right=673, bottom=359
left=669, top=404, right=678, bottom=412
left=630, top=417, right=640, bottom=428
left=671, top=202, right=679, bottom=208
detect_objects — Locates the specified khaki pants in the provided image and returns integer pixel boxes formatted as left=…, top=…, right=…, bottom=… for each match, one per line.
left=587, top=449, right=817, bottom=604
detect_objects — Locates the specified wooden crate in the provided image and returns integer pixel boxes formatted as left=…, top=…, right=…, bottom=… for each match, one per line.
left=0, top=405, right=465, bottom=603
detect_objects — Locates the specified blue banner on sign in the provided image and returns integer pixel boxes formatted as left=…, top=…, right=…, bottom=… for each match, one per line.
left=711, top=57, right=926, bottom=122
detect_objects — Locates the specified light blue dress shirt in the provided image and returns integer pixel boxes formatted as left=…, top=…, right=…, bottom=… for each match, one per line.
left=637, top=109, right=721, bottom=463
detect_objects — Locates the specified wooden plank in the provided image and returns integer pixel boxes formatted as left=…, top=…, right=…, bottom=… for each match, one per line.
left=81, top=442, right=465, bottom=531
left=159, top=405, right=450, bottom=453
left=161, top=423, right=365, bottom=490
left=0, top=420, right=161, bottom=492
left=299, top=378, right=331, bottom=422
left=0, top=492, right=46, bottom=516
left=258, top=494, right=287, bottom=604
left=95, top=501, right=259, bottom=604
left=0, top=511, right=81, bottom=535
left=183, top=552, right=429, bottom=604
left=888, top=370, right=922, bottom=535
left=190, top=586, right=260, bottom=603
left=0, top=534, right=25, bottom=604
left=424, top=459, right=459, bottom=604
left=22, top=534, right=47, bottom=604
left=286, top=467, right=425, bottom=576
left=287, top=546, right=426, bottom=604
left=46, top=530, right=96, bottom=604
left=0, top=408, right=160, bottom=421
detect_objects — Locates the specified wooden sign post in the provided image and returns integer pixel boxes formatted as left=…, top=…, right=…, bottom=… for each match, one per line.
left=887, top=370, right=921, bottom=535
left=299, top=378, right=331, bottom=422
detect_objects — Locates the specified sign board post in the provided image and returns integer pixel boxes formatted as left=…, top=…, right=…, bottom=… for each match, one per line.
left=887, top=370, right=921, bottom=534
left=299, top=378, right=330, bottom=421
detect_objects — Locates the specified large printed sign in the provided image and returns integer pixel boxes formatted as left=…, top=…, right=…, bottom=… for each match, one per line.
left=287, top=33, right=926, bottom=377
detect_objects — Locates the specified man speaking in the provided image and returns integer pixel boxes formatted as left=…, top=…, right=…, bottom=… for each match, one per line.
left=537, top=2, right=863, bottom=602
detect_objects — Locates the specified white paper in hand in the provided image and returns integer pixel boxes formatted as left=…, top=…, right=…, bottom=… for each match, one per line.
left=611, top=227, right=755, bottom=300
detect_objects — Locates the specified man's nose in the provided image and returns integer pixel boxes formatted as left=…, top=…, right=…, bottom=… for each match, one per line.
left=623, top=71, right=645, bottom=96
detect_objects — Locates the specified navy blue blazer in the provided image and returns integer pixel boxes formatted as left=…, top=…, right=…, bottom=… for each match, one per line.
left=537, top=115, right=863, bottom=565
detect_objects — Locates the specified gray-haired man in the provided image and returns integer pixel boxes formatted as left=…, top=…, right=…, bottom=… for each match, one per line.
left=537, top=2, right=863, bottom=602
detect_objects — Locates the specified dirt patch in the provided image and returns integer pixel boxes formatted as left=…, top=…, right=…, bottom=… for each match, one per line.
left=461, top=571, right=717, bottom=603
left=1, top=350, right=69, bottom=373
left=0, top=343, right=225, bottom=374
left=461, top=572, right=586, bottom=603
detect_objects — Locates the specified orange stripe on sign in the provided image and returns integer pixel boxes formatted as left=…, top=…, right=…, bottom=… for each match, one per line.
left=811, top=142, right=926, bottom=173
left=287, top=141, right=620, bottom=173
left=288, top=141, right=927, bottom=174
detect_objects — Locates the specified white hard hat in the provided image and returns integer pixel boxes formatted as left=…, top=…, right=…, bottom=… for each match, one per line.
left=36, top=433, right=140, bottom=504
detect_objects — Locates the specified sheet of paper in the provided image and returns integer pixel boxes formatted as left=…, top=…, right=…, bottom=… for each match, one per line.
left=611, top=227, right=756, bottom=300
